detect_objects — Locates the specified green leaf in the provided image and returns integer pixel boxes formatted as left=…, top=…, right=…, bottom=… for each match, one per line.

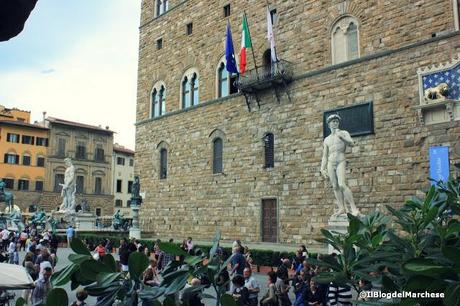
left=15, top=297, right=26, bottom=306
left=442, top=246, right=460, bottom=265
left=219, top=253, right=235, bottom=272
left=185, top=255, right=203, bottom=266
left=445, top=282, right=460, bottom=306
left=102, top=254, right=117, bottom=272
left=403, top=258, right=453, bottom=278
left=129, top=252, right=149, bottom=282
left=68, top=253, right=91, bottom=265
left=70, top=238, right=91, bottom=255
left=73, top=268, right=94, bottom=286
left=46, top=288, right=68, bottom=306
left=84, top=282, right=121, bottom=296
left=96, top=272, right=122, bottom=286
left=159, top=242, right=188, bottom=256
left=80, top=259, right=112, bottom=282
left=163, top=296, right=176, bottom=306
left=161, top=267, right=189, bottom=286
left=347, top=213, right=361, bottom=235
left=91, top=288, right=120, bottom=306
left=221, top=293, right=237, bottom=306
left=163, top=271, right=189, bottom=295
left=381, top=275, right=400, bottom=292
left=51, top=263, right=78, bottom=286
left=209, top=230, right=221, bottom=259
left=138, top=286, right=165, bottom=301
left=447, top=222, right=460, bottom=236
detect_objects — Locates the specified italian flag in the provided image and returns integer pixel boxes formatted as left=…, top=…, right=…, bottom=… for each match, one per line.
left=240, top=14, right=252, bottom=75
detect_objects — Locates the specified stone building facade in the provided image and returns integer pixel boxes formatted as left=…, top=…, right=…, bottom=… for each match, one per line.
left=112, top=144, right=135, bottom=216
left=135, top=0, right=460, bottom=246
left=42, top=117, right=114, bottom=216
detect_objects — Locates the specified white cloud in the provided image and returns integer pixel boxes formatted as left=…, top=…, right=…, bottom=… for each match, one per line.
left=0, top=1, right=140, bottom=150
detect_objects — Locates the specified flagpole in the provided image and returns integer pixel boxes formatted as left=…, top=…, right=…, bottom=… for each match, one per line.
left=243, top=11, right=259, bottom=80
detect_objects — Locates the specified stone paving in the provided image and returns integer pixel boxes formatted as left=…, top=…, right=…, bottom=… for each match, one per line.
left=13, top=248, right=282, bottom=306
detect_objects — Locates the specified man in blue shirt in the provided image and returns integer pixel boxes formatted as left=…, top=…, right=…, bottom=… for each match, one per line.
left=66, top=225, right=75, bottom=246
left=231, top=246, right=246, bottom=276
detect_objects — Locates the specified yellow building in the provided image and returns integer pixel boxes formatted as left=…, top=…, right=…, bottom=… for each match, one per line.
left=0, top=106, right=49, bottom=212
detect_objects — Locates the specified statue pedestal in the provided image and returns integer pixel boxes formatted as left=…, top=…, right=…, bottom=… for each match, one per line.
left=327, top=214, right=349, bottom=254
left=75, top=212, right=96, bottom=230
left=129, top=204, right=141, bottom=239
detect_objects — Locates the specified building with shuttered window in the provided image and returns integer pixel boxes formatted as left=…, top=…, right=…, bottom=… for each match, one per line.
left=0, top=106, right=49, bottom=212
left=135, top=0, right=460, bottom=247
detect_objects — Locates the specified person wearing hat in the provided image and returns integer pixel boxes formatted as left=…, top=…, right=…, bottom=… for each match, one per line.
left=321, top=114, right=359, bottom=216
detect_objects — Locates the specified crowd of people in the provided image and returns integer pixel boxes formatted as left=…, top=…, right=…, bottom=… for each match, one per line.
left=0, top=226, right=369, bottom=306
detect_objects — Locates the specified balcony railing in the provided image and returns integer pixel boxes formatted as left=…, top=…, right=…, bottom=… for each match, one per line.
left=237, top=60, right=294, bottom=91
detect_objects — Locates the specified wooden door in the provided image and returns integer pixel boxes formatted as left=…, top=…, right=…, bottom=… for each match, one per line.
left=262, top=199, right=277, bottom=242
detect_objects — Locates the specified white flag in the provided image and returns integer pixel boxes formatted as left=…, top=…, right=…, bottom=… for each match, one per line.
left=266, top=8, right=277, bottom=63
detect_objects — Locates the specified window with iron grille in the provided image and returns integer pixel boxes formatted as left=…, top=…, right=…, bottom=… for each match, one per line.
left=21, top=135, right=34, bottom=145
left=213, top=138, right=223, bottom=174
left=128, top=180, right=133, bottom=193
left=264, top=133, right=274, bottom=168
left=37, top=157, right=45, bottom=167
left=94, top=177, right=102, bottom=194
left=4, top=153, right=19, bottom=164
left=117, top=157, right=125, bottom=165
left=2, top=178, right=14, bottom=189
left=54, top=174, right=64, bottom=192
left=129, top=159, right=134, bottom=167
left=18, top=179, right=29, bottom=191
left=22, top=155, right=31, bottom=166
left=6, top=133, right=19, bottom=143
left=76, top=176, right=84, bottom=193
left=160, top=148, right=167, bottom=179
left=35, top=181, right=43, bottom=191
left=76, top=142, right=86, bottom=159
left=96, top=208, right=101, bottom=217
left=115, top=199, right=122, bottom=207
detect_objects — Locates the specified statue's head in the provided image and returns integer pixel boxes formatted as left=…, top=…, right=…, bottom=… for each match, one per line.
left=64, top=157, right=72, bottom=165
left=326, top=114, right=341, bottom=129
left=326, top=113, right=341, bottom=124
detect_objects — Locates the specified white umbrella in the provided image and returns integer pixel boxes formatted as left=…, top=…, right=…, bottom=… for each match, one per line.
left=0, top=263, right=34, bottom=289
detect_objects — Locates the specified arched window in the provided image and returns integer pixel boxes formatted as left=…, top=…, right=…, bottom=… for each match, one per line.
left=191, top=73, right=199, bottom=106
left=264, top=133, right=274, bottom=168
left=181, top=71, right=199, bottom=109
left=213, top=138, right=223, bottom=174
left=151, top=83, right=166, bottom=118
left=217, top=61, right=238, bottom=98
left=182, top=77, right=191, bottom=108
left=156, top=0, right=169, bottom=16
left=218, top=62, right=229, bottom=98
left=331, top=16, right=360, bottom=64
left=160, top=148, right=167, bottom=179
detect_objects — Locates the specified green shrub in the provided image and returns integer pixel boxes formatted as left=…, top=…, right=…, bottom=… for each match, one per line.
left=58, top=234, right=317, bottom=267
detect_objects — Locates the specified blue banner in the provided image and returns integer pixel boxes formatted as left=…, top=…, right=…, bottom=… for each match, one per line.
left=429, top=146, right=450, bottom=185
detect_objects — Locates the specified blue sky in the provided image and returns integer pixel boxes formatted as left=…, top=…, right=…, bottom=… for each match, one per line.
left=0, top=0, right=141, bottom=149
